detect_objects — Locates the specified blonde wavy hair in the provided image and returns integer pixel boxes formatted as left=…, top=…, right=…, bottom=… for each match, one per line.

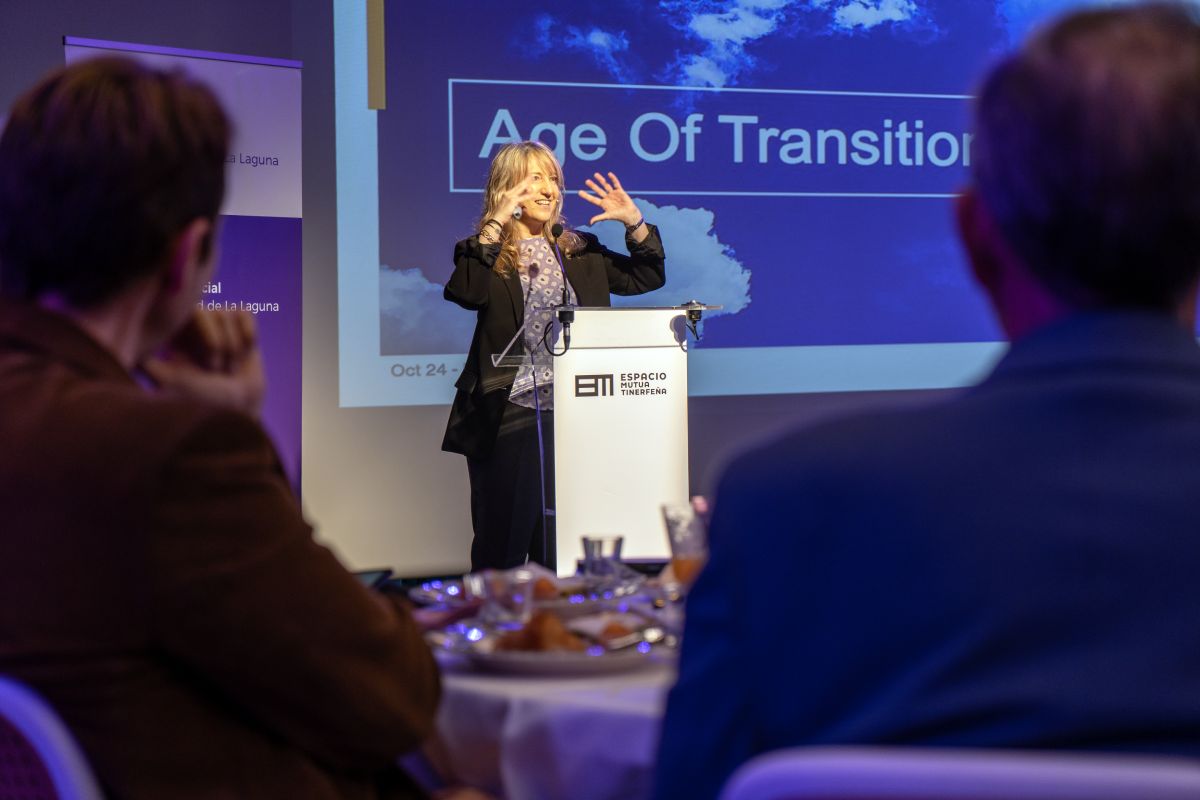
left=478, top=140, right=585, bottom=276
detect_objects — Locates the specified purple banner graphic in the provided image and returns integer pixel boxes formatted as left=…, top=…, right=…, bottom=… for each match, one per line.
left=66, top=38, right=305, bottom=484
left=208, top=216, right=303, bottom=483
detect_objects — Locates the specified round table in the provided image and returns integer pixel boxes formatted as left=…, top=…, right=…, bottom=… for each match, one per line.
left=428, top=654, right=676, bottom=799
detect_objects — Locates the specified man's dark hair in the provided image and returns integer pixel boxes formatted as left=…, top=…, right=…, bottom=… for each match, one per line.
left=0, top=56, right=230, bottom=307
left=972, top=2, right=1200, bottom=310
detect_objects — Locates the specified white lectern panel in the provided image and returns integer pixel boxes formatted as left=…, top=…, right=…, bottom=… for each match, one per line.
left=553, top=308, right=690, bottom=575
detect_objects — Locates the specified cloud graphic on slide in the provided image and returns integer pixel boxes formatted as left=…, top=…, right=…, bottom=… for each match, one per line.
left=825, top=0, right=921, bottom=31
left=659, top=0, right=791, bottom=88
left=522, top=2, right=938, bottom=90
left=583, top=199, right=751, bottom=319
left=379, top=200, right=750, bottom=354
left=379, top=267, right=474, bottom=355
left=530, top=14, right=637, bottom=83
left=659, top=0, right=935, bottom=88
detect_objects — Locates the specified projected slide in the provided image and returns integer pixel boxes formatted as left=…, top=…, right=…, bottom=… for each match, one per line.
left=335, top=0, right=1120, bottom=408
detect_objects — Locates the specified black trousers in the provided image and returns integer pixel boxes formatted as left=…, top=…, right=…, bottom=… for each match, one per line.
left=466, top=402, right=556, bottom=571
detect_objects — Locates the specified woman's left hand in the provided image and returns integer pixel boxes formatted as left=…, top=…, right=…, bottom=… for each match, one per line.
left=579, top=172, right=641, bottom=226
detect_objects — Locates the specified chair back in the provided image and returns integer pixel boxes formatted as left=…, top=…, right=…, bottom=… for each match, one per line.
left=0, top=677, right=103, bottom=800
left=720, top=746, right=1200, bottom=800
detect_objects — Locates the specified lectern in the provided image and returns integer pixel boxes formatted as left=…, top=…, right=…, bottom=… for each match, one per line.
left=492, top=304, right=714, bottom=576
left=551, top=306, right=698, bottom=575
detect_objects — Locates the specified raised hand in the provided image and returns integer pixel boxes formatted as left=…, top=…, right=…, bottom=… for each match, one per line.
left=494, top=175, right=542, bottom=221
left=578, top=172, right=642, bottom=227
left=141, top=308, right=265, bottom=418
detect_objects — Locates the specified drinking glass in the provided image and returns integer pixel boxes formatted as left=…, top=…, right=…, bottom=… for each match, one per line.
left=462, top=568, right=533, bottom=625
left=661, top=503, right=708, bottom=589
left=581, top=535, right=624, bottom=578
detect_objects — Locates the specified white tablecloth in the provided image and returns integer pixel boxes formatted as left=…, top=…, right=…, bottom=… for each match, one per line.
left=430, top=656, right=676, bottom=800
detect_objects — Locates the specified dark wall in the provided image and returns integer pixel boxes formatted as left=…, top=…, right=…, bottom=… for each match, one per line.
left=0, top=1, right=294, bottom=109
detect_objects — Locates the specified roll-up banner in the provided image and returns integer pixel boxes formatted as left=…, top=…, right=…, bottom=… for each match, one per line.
left=64, top=38, right=303, bottom=484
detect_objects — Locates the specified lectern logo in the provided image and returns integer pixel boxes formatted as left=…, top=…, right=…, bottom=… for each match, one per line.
left=619, top=371, right=670, bottom=396
left=575, top=374, right=614, bottom=397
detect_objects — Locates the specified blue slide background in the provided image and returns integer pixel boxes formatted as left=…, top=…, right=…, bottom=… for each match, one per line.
left=373, top=0, right=1158, bottom=359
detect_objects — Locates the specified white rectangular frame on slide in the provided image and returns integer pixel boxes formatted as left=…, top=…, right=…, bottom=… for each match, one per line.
left=553, top=307, right=690, bottom=576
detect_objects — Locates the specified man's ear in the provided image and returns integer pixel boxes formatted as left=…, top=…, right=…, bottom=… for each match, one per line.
left=162, top=218, right=213, bottom=294
left=955, top=188, right=1002, bottom=296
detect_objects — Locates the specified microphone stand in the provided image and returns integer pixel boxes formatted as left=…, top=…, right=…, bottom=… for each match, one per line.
left=529, top=348, right=552, bottom=570
left=549, top=223, right=574, bottom=356
left=526, top=224, right=575, bottom=570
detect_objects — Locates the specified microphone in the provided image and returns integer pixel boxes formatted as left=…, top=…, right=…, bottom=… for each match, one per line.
left=551, top=223, right=563, bottom=237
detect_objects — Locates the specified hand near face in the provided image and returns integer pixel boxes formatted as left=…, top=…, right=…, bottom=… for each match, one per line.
left=141, top=308, right=265, bottom=418
left=578, top=172, right=641, bottom=227
left=496, top=174, right=550, bottom=221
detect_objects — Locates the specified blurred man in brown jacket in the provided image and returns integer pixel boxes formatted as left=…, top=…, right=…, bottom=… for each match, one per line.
left=0, top=56, right=440, bottom=798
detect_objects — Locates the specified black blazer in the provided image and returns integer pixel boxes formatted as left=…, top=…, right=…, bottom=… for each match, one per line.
left=441, top=226, right=666, bottom=459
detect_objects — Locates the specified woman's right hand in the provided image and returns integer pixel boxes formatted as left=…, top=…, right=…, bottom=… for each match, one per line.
left=493, top=175, right=539, bottom=222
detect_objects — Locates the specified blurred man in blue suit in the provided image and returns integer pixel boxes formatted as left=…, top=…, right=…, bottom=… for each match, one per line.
left=656, top=4, right=1200, bottom=798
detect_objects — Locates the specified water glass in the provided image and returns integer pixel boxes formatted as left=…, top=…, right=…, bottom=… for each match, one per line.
left=462, top=568, right=534, bottom=625
left=581, top=535, right=624, bottom=578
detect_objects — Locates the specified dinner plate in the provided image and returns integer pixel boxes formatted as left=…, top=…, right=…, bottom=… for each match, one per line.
left=534, top=595, right=615, bottom=618
left=461, top=645, right=668, bottom=676
left=409, top=574, right=643, bottom=614
left=408, top=579, right=472, bottom=608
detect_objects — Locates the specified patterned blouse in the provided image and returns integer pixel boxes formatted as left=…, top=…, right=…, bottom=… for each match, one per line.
left=509, top=236, right=577, bottom=411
